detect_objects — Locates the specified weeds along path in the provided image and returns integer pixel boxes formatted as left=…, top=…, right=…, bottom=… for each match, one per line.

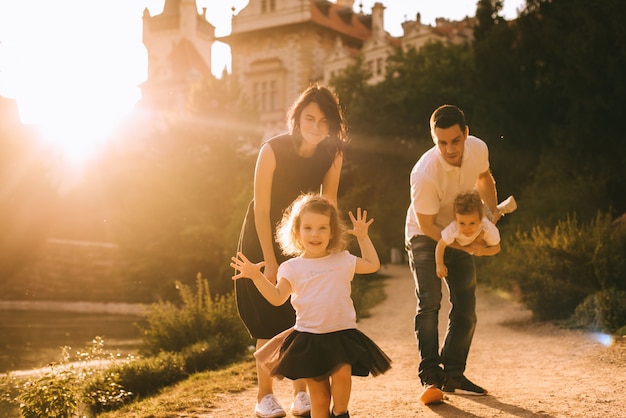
left=207, top=263, right=626, bottom=417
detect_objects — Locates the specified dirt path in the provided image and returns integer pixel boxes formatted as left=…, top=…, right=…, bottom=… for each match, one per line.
left=208, top=264, right=626, bottom=417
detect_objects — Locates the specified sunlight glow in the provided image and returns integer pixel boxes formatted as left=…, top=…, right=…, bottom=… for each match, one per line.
left=591, top=333, right=614, bottom=347
left=0, top=1, right=146, bottom=167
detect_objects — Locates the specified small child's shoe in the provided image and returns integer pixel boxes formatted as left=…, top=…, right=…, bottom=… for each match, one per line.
left=290, top=391, right=311, bottom=416
left=497, top=195, right=517, bottom=215
left=255, top=394, right=286, bottom=418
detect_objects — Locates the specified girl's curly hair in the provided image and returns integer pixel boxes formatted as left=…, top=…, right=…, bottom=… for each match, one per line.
left=276, top=192, right=348, bottom=257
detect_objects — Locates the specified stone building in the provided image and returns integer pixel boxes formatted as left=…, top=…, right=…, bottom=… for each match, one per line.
left=141, top=0, right=474, bottom=138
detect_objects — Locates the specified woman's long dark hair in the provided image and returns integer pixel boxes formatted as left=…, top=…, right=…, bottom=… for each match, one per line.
left=287, top=84, right=349, bottom=157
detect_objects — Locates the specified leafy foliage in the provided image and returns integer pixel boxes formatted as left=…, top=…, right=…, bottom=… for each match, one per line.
left=15, top=337, right=134, bottom=418
left=572, top=289, right=626, bottom=334
left=481, top=213, right=626, bottom=323
left=138, top=273, right=252, bottom=356
left=107, top=351, right=187, bottom=399
left=333, top=42, right=474, bottom=141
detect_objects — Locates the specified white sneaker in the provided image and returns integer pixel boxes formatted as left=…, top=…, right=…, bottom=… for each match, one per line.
left=290, top=391, right=311, bottom=416
left=255, top=394, right=286, bottom=418
left=497, top=195, right=517, bottom=215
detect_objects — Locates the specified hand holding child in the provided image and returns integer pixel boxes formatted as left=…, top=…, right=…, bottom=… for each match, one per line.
left=464, top=231, right=487, bottom=256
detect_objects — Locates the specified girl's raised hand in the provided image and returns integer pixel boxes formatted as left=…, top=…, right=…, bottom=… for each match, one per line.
left=348, top=207, right=374, bottom=238
left=230, top=252, right=266, bottom=281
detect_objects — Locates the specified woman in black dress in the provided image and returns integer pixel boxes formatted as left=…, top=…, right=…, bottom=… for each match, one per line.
left=236, top=84, right=348, bottom=418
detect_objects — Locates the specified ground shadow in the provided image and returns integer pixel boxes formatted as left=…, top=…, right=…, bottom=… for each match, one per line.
left=426, top=402, right=484, bottom=418
left=424, top=394, right=557, bottom=418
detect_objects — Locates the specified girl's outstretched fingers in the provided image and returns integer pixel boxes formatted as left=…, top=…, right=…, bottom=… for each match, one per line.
left=230, top=252, right=246, bottom=280
left=230, top=252, right=265, bottom=280
left=348, top=207, right=374, bottom=237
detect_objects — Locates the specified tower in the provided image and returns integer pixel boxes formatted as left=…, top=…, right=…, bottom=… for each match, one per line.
left=141, top=0, right=215, bottom=113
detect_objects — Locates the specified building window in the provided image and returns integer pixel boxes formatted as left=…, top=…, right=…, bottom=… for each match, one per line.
left=261, top=0, right=276, bottom=13
left=253, top=80, right=279, bottom=112
left=249, top=58, right=285, bottom=114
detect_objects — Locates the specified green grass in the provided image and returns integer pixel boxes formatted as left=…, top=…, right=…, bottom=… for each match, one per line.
left=97, top=358, right=257, bottom=417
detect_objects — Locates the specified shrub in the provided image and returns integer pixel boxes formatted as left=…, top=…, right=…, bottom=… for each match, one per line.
left=18, top=369, right=79, bottom=418
left=0, top=374, right=20, bottom=417
left=352, top=273, right=387, bottom=320
left=139, top=273, right=252, bottom=356
left=182, top=339, right=225, bottom=373
left=109, top=351, right=187, bottom=398
left=82, top=371, right=133, bottom=414
left=571, top=289, right=626, bottom=333
left=203, top=292, right=252, bottom=358
left=482, top=212, right=626, bottom=322
left=9, top=334, right=246, bottom=417
left=16, top=337, right=133, bottom=418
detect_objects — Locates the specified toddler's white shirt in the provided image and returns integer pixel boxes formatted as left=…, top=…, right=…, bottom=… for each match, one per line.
left=441, top=218, right=500, bottom=247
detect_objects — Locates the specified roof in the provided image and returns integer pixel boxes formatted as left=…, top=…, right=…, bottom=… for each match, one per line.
left=168, top=38, right=212, bottom=81
left=310, top=0, right=371, bottom=41
left=225, top=0, right=372, bottom=43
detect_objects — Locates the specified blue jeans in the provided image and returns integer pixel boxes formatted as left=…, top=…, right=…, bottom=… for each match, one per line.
left=406, top=235, right=477, bottom=385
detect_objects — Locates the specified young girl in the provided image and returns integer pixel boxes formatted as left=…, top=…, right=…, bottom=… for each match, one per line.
left=435, top=190, right=501, bottom=279
left=231, top=193, right=391, bottom=418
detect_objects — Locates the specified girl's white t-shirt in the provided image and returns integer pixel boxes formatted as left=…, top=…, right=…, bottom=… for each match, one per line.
left=441, top=218, right=500, bottom=247
left=277, top=251, right=357, bottom=334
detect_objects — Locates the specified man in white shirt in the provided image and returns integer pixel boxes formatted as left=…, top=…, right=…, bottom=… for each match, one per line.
left=404, top=104, right=501, bottom=403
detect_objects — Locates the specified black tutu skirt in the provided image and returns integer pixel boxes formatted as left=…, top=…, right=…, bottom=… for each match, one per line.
left=255, top=327, right=392, bottom=381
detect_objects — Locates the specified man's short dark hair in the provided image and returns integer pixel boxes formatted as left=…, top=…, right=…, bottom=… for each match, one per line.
left=430, top=104, right=467, bottom=133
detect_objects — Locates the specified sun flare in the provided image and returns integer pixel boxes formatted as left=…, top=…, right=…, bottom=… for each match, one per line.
left=0, top=1, right=150, bottom=167
left=14, top=70, right=140, bottom=168
left=0, top=1, right=242, bottom=168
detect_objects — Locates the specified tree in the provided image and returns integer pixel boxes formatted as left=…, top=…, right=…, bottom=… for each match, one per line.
left=512, top=0, right=626, bottom=219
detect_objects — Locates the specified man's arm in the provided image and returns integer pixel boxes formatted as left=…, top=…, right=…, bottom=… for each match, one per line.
left=416, top=213, right=442, bottom=242
left=475, top=169, right=500, bottom=224
left=473, top=242, right=501, bottom=256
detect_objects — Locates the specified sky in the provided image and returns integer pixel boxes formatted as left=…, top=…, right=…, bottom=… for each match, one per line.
left=0, top=0, right=524, bottom=162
